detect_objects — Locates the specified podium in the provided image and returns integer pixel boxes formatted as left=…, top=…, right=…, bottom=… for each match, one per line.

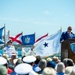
left=61, top=39, right=75, bottom=62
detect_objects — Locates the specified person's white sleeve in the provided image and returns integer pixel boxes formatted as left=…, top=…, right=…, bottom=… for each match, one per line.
left=12, top=46, right=16, bottom=52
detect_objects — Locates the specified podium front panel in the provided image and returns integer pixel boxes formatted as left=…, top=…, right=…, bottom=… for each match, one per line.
left=61, top=39, right=75, bottom=62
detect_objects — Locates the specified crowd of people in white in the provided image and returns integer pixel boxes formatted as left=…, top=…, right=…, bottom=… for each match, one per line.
left=0, top=52, right=75, bottom=75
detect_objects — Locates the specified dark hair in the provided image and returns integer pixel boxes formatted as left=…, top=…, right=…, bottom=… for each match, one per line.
left=67, top=59, right=74, bottom=66
left=68, top=26, right=72, bottom=30
left=15, top=59, right=22, bottom=67
left=7, top=40, right=12, bottom=44
left=35, top=56, right=41, bottom=64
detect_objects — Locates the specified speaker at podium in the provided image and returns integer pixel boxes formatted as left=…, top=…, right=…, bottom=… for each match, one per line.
left=61, top=39, right=75, bottom=63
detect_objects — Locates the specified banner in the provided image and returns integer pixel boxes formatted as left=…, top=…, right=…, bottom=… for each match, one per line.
left=0, top=27, right=4, bottom=40
left=33, top=29, right=62, bottom=57
left=9, top=32, right=22, bottom=44
left=21, top=34, right=35, bottom=45
left=0, top=27, right=4, bottom=44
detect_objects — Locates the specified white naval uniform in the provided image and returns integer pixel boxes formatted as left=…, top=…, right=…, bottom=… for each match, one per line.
left=3, top=45, right=16, bottom=58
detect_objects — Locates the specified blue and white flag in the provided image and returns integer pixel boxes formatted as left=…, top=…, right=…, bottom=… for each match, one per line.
left=21, top=34, right=35, bottom=45
left=0, top=27, right=4, bottom=44
left=33, top=29, right=62, bottom=57
left=0, top=39, right=4, bottom=44
left=0, top=27, right=4, bottom=39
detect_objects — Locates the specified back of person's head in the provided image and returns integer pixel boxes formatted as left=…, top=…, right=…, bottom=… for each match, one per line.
left=56, top=62, right=65, bottom=73
left=70, top=72, right=75, bottom=75
left=35, top=56, right=41, bottom=64
left=2, top=54, right=8, bottom=60
left=52, top=56, right=60, bottom=63
left=22, top=55, right=26, bottom=62
left=47, top=61, right=56, bottom=69
left=0, top=57, right=8, bottom=68
left=42, top=67, right=56, bottom=75
left=65, top=66, right=73, bottom=75
left=63, top=58, right=68, bottom=67
left=14, top=59, right=23, bottom=67
left=70, top=65, right=75, bottom=75
left=23, top=55, right=36, bottom=63
left=67, top=58, right=74, bottom=66
left=0, top=57, right=7, bottom=65
left=46, top=57, right=52, bottom=62
left=11, top=52, right=17, bottom=59
left=0, top=65, right=7, bottom=75
left=38, top=59, right=47, bottom=70
left=14, top=63, right=32, bottom=75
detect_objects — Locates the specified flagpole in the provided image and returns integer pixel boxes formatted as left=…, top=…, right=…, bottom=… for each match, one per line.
left=31, top=32, right=35, bottom=50
left=21, top=31, right=23, bottom=49
left=34, top=32, right=36, bottom=43
left=21, top=31, right=23, bottom=46
left=33, top=32, right=36, bottom=49
left=4, top=24, right=6, bottom=46
left=8, top=30, right=10, bottom=40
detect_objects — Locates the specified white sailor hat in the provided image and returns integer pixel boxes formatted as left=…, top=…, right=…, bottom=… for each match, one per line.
left=65, top=66, right=73, bottom=75
left=42, top=67, right=56, bottom=75
left=23, top=55, right=36, bottom=63
left=70, top=65, right=75, bottom=75
left=0, top=57, right=7, bottom=65
left=14, top=63, right=32, bottom=74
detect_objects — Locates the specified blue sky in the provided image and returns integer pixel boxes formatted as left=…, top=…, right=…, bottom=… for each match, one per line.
left=0, top=0, right=75, bottom=39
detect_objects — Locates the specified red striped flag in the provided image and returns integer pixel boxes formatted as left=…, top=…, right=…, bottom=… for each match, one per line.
left=35, top=33, right=48, bottom=42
